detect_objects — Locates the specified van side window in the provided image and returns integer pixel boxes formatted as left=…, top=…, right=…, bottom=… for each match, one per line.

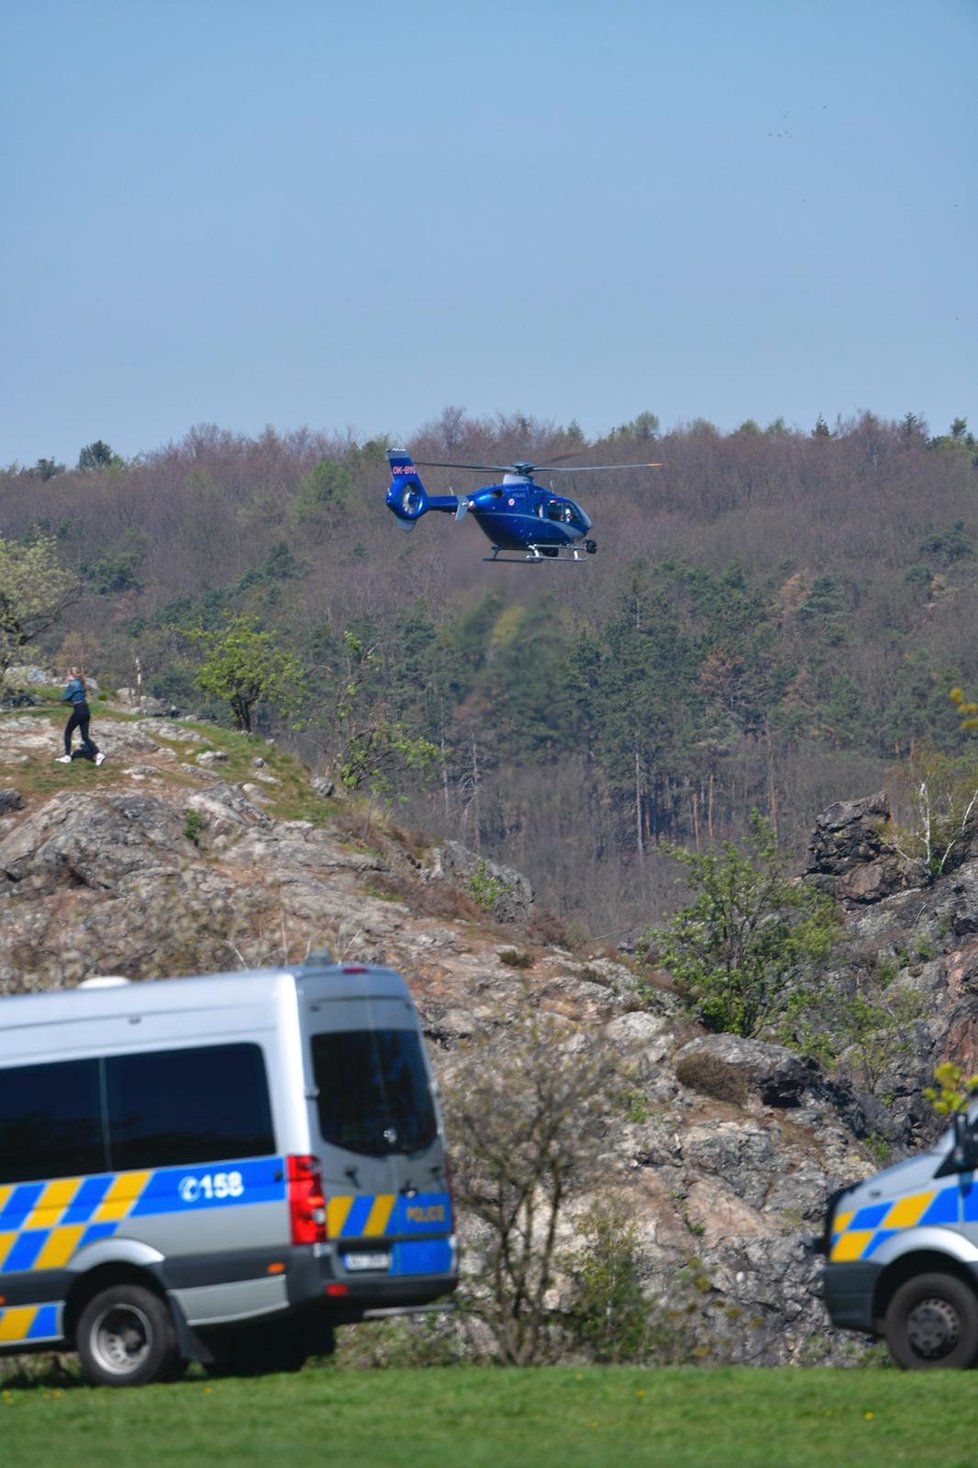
left=105, top=1043, right=275, bottom=1169
left=311, top=1029, right=437, bottom=1157
left=0, top=1059, right=103, bottom=1183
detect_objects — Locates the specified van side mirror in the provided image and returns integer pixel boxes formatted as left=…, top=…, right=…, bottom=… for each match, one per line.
left=952, top=1111, right=978, bottom=1173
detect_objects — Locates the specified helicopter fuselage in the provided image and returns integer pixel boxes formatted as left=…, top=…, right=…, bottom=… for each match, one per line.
left=466, top=474, right=592, bottom=552
left=385, top=453, right=595, bottom=560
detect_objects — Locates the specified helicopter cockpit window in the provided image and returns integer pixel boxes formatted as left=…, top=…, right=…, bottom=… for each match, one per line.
left=547, top=501, right=579, bottom=526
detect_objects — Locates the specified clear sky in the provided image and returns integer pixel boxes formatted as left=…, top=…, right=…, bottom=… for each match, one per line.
left=2, top=0, right=975, bottom=468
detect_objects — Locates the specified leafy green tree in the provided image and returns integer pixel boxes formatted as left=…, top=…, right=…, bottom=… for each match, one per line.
left=886, top=743, right=978, bottom=882
left=648, top=812, right=840, bottom=1037
left=796, top=575, right=848, bottom=641
left=924, top=1061, right=978, bottom=1117
left=0, top=534, right=80, bottom=678
left=595, top=563, right=707, bottom=851
left=562, top=1198, right=663, bottom=1363
left=489, top=595, right=581, bottom=762
left=377, top=601, right=455, bottom=747
left=613, top=410, right=660, bottom=441
left=27, top=457, right=66, bottom=479
left=918, top=520, right=975, bottom=568
left=81, top=529, right=150, bottom=594
left=291, top=459, right=352, bottom=532
left=445, top=592, right=504, bottom=703
left=883, top=653, right=962, bottom=754
left=332, top=630, right=440, bottom=795
left=77, top=439, right=124, bottom=472
left=928, top=418, right=975, bottom=452
left=189, top=615, right=306, bottom=732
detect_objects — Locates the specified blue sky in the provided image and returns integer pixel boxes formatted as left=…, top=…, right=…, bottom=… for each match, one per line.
left=2, top=0, right=975, bottom=467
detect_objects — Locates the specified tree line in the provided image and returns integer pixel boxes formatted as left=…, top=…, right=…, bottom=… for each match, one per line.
left=2, top=406, right=977, bottom=936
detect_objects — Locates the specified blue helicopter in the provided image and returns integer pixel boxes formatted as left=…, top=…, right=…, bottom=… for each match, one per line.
left=385, top=450, right=662, bottom=562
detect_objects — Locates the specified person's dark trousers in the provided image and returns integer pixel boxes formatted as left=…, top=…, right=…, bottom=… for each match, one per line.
left=65, top=703, right=99, bottom=760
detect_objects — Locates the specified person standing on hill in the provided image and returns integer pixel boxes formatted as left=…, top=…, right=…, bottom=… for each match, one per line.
left=57, top=667, right=104, bottom=765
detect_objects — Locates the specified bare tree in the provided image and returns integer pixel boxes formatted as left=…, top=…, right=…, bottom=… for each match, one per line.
left=443, top=991, right=623, bottom=1364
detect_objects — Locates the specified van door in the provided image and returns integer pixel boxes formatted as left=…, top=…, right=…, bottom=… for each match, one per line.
left=304, top=994, right=454, bottom=1292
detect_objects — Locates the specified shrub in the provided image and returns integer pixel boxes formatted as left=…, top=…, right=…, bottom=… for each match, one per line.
left=648, top=812, right=840, bottom=1038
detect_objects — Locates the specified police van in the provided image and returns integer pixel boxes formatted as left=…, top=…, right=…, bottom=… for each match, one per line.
left=0, top=955, right=457, bottom=1385
left=819, top=1107, right=978, bottom=1368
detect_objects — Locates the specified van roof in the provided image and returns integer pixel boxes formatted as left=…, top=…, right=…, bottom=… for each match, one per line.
left=0, top=960, right=412, bottom=1034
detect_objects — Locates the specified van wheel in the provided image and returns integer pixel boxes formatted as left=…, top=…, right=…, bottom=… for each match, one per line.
left=884, top=1273, right=978, bottom=1369
left=76, top=1284, right=181, bottom=1387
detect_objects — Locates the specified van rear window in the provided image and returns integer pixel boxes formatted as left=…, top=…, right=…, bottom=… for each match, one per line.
left=311, top=1029, right=437, bottom=1158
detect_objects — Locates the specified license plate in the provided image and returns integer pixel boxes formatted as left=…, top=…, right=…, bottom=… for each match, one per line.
left=342, top=1251, right=391, bottom=1272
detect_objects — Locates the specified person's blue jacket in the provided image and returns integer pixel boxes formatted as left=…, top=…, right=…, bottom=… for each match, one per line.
left=63, top=677, right=87, bottom=707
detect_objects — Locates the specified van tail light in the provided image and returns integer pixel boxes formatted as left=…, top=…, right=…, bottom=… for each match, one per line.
left=287, top=1154, right=328, bottom=1245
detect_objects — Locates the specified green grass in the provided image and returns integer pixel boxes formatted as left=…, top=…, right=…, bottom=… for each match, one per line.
left=3, top=1365, right=978, bottom=1468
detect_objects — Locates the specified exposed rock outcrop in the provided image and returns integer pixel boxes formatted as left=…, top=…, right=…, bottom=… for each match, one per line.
left=3, top=707, right=978, bottom=1365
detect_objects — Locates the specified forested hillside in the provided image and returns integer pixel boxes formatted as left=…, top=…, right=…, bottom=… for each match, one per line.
left=4, top=408, right=977, bottom=936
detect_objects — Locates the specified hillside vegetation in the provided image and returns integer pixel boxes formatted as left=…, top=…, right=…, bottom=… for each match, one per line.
left=4, top=407, right=977, bottom=935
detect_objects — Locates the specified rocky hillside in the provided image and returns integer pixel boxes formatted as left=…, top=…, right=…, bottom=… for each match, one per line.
left=3, top=694, right=977, bottom=1366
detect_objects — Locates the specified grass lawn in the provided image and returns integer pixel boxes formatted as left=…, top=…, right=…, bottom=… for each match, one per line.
left=2, top=1364, right=978, bottom=1468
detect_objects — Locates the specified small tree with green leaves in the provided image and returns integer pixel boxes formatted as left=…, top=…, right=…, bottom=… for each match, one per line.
left=647, top=812, right=840, bottom=1038
left=77, top=439, right=124, bottom=471
left=923, top=1061, right=978, bottom=1118
left=188, top=615, right=306, bottom=733
left=0, top=534, right=79, bottom=680
left=887, top=741, right=978, bottom=884
left=562, top=1197, right=659, bottom=1363
left=291, top=459, right=353, bottom=539
left=332, top=630, right=439, bottom=796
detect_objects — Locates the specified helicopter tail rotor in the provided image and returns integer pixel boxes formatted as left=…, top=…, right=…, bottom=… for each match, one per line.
left=385, top=451, right=430, bottom=527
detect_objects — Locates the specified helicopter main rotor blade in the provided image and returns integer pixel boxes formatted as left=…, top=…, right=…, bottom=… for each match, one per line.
left=413, top=460, right=510, bottom=473
left=543, top=462, right=664, bottom=473
left=413, top=457, right=663, bottom=475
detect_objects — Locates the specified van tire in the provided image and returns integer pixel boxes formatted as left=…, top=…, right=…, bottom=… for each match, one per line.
left=884, top=1273, right=978, bottom=1370
left=76, top=1284, right=181, bottom=1387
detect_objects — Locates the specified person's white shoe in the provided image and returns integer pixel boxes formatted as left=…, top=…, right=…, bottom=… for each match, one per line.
left=95, top=752, right=105, bottom=766
left=56, top=754, right=72, bottom=763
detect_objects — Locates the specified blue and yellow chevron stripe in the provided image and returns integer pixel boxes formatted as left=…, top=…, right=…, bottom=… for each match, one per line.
left=0, top=1167, right=452, bottom=1350
left=0, top=1171, right=152, bottom=1274
left=0, top=1303, right=61, bottom=1345
left=0, top=1159, right=287, bottom=1277
left=327, top=1191, right=451, bottom=1240
left=829, top=1182, right=970, bottom=1261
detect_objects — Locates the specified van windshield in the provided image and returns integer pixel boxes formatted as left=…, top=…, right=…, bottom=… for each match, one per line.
left=310, top=1029, right=437, bottom=1158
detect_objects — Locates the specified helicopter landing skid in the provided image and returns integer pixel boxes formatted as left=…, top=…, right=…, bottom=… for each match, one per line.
left=483, top=542, right=597, bottom=564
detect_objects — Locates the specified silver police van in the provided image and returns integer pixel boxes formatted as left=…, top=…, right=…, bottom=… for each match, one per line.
left=0, top=955, right=457, bottom=1385
left=820, top=1108, right=978, bottom=1368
